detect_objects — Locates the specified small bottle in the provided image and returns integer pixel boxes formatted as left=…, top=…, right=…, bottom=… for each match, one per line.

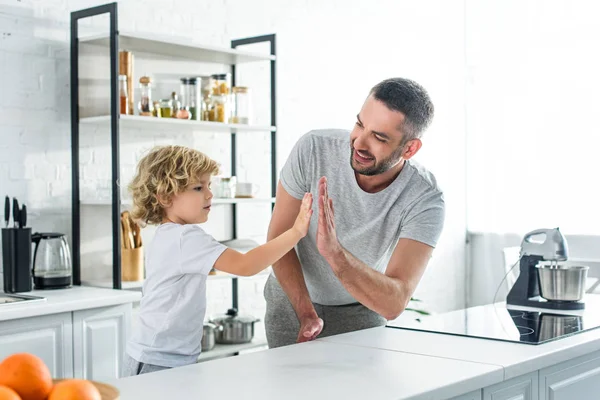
left=138, top=76, right=153, bottom=116
left=170, top=91, right=181, bottom=118
left=119, top=75, right=128, bottom=115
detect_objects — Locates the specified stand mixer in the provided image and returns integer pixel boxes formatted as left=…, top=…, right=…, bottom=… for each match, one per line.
left=506, top=228, right=589, bottom=311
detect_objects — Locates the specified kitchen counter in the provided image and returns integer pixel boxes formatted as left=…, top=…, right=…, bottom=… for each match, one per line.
left=0, top=286, right=140, bottom=380
left=324, top=296, right=600, bottom=381
left=110, top=340, right=503, bottom=400
left=0, top=286, right=141, bottom=322
left=109, top=295, right=600, bottom=400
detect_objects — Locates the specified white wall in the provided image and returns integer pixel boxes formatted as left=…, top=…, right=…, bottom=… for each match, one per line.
left=464, top=0, right=600, bottom=306
left=0, top=0, right=468, bottom=321
left=224, top=0, right=469, bottom=313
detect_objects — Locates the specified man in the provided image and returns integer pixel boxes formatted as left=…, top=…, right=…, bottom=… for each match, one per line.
left=264, top=77, right=445, bottom=348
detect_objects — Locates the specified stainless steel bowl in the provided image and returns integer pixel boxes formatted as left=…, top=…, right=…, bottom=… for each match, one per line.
left=536, top=265, right=589, bottom=302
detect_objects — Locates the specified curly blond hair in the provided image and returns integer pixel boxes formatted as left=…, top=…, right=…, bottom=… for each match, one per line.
left=128, top=145, right=220, bottom=225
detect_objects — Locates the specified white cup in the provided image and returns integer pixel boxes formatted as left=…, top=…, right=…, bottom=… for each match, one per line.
left=235, top=182, right=260, bottom=198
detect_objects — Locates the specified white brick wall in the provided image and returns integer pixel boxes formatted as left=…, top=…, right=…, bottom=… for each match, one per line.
left=1, top=0, right=468, bottom=325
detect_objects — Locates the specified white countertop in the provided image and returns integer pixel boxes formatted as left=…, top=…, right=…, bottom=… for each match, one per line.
left=0, top=286, right=141, bottom=322
left=110, top=294, right=600, bottom=400
left=324, top=295, right=600, bottom=380
left=109, top=340, right=502, bottom=400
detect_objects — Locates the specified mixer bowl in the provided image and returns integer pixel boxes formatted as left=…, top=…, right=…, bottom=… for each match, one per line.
left=536, top=265, right=589, bottom=302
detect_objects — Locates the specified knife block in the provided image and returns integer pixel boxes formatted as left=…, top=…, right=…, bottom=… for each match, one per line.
left=121, top=246, right=144, bottom=282
left=2, top=227, right=32, bottom=293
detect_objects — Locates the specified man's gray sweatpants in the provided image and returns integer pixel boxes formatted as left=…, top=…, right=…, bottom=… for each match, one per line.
left=263, top=274, right=387, bottom=348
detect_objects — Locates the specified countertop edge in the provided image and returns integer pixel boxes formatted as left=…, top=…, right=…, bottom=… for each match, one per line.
left=502, top=337, right=600, bottom=379
left=0, top=287, right=141, bottom=322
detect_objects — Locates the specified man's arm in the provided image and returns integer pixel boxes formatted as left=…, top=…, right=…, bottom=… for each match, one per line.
left=325, top=239, right=433, bottom=320
left=268, top=182, right=323, bottom=341
left=317, top=176, right=440, bottom=320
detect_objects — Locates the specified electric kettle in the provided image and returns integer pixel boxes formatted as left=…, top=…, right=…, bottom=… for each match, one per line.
left=32, top=232, right=72, bottom=289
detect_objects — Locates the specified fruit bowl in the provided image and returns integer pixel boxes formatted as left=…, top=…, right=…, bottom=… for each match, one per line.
left=52, top=380, right=119, bottom=400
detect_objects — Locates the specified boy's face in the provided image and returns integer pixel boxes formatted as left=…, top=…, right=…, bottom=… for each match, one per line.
left=164, top=173, right=213, bottom=224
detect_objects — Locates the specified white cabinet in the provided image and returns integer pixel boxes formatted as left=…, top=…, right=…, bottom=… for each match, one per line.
left=452, top=389, right=482, bottom=400
left=73, top=303, right=131, bottom=381
left=0, top=313, right=73, bottom=378
left=483, top=372, right=538, bottom=400
left=539, top=350, right=600, bottom=400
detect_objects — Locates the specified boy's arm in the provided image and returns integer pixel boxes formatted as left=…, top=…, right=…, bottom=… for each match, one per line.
left=213, top=193, right=312, bottom=276
left=214, top=229, right=302, bottom=276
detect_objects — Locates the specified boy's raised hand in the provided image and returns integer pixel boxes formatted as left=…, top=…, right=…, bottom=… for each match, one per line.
left=292, top=193, right=313, bottom=238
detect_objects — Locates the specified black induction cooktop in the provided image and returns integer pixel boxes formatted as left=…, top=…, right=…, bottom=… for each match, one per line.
left=386, top=302, right=600, bottom=345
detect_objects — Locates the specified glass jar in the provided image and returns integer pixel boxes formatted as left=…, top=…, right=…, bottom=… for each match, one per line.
left=230, top=86, right=251, bottom=124
left=210, top=95, right=230, bottom=123
left=211, top=73, right=231, bottom=96
left=201, top=77, right=212, bottom=121
left=180, top=77, right=200, bottom=120
left=119, top=75, right=128, bottom=115
left=218, top=176, right=237, bottom=198
left=138, top=76, right=153, bottom=116
left=158, top=98, right=173, bottom=118
left=170, top=91, right=181, bottom=118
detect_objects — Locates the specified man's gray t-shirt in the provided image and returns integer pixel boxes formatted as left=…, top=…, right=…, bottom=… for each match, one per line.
left=279, top=129, right=445, bottom=306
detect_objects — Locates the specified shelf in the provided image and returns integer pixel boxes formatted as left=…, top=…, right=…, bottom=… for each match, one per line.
left=81, top=269, right=272, bottom=290
left=80, top=198, right=276, bottom=206
left=208, top=268, right=272, bottom=280
left=197, top=331, right=268, bottom=362
left=211, top=198, right=276, bottom=204
left=81, top=280, right=145, bottom=290
left=80, top=31, right=276, bottom=64
left=80, top=115, right=276, bottom=132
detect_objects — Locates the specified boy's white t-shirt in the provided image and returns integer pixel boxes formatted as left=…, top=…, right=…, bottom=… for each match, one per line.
left=126, top=223, right=227, bottom=367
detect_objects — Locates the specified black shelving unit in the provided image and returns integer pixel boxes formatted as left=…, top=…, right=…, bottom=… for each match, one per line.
left=70, top=3, right=277, bottom=312
left=230, top=34, right=277, bottom=310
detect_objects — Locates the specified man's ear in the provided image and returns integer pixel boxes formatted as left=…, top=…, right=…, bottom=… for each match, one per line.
left=402, top=139, right=422, bottom=160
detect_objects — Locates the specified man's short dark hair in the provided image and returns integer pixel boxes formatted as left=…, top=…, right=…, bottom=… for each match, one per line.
left=370, top=78, right=434, bottom=145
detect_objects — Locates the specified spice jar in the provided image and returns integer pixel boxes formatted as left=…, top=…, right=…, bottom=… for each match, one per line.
left=119, top=75, right=128, bottom=115
left=138, top=76, right=153, bottom=116
left=230, top=86, right=251, bottom=124
left=158, top=98, right=173, bottom=118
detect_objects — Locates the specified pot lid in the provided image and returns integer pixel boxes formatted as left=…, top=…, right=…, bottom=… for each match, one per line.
left=210, top=308, right=258, bottom=324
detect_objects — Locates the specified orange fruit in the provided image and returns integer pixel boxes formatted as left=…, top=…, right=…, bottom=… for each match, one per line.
left=48, top=380, right=101, bottom=400
left=0, top=353, right=52, bottom=400
left=0, top=386, right=21, bottom=400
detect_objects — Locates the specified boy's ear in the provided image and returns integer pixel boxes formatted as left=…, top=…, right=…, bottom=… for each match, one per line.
left=156, top=194, right=171, bottom=208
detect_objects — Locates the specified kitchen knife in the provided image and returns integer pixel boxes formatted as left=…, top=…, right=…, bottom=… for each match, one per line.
left=4, top=196, right=9, bottom=228
left=12, top=198, right=19, bottom=228
left=20, top=204, right=27, bottom=228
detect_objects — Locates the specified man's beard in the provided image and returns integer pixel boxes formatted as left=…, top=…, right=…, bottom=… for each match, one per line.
left=350, top=143, right=404, bottom=176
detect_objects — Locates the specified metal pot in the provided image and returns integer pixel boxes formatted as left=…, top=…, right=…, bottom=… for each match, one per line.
left=201, top=322, right=221, bottom=351
left=536, top=264, right=589, bottom=302
left=210, top=308, right=260, bottom=344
